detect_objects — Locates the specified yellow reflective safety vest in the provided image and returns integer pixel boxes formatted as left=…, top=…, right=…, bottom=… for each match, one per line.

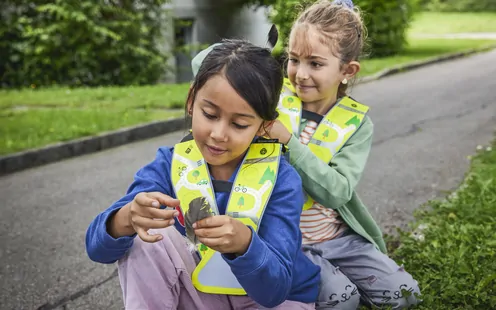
left=277, top=78, right=369, bottom=210
left=170, top=135, right=282, bottom=295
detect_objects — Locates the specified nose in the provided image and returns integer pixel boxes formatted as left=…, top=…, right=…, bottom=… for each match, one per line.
left=296, top=64, right=309, bottom=81
left=210, top=121, right=228, bottom=142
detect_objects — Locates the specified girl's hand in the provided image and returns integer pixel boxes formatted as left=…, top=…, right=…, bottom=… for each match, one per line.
left=193, top=215, right=252, bottom=255
left=266, top=120, right=292, bottom=145
left=128, top=192, right=180, bottom=243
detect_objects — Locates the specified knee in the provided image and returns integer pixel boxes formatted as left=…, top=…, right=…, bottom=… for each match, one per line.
left=340, top=288, right=361, bottom=310
left=120, top=228, right=179, bottom=266
left=117, top=229, right=182, bottom=287
left=125, top=231, right=162, bottom=258
left=392, top=280, right=421, bottom=309
left=316, top=284, right=361, bottom=310
left=378, top=269, right=422, bottom=309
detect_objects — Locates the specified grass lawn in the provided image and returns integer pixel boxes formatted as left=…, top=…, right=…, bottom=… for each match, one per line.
left=0, top=84, right=189, bottom=155
left=409, top=12, right=496, bottom=35
left=0, top=83, right=189, bottom=110
left=359, top=38, right=495, bottom=77
left=389, top=140, right=496, bottom=309
left=0, top=108, right=185, bottom=155
left=2, top=11, right=496, bottom=155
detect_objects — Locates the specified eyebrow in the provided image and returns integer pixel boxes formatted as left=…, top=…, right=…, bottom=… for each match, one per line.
left=203, top=99, right=256, bottom=119
left=289, top=51, right=327, bottom=61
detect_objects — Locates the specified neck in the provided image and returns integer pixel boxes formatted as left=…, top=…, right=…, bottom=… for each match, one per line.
left=303, top=94, right=338, bottom=115
left=208, top=152, right=246, bottom=181
left=209, top=164, right=235, bottom=181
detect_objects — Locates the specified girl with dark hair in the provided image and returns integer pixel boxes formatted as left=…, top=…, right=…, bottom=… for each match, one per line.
left=85, top=39, right=320, bottom=310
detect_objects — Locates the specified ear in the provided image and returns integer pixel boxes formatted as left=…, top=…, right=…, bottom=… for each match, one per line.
left=257, top=120, right=275, bottom=137
left=343, top=61, right=361, bottom=80
left=187, top=102, right=193, bottom=116
left=186, top=84, right=194, bottom=116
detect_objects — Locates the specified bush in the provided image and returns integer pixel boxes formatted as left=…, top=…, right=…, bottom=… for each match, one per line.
left=358, top=0, right=417, bottom=57
left=0, top=0, right=170, bottom=88
left=269, top=0, right=417, bottom=58
left=420, top=0, right=496, bottom=12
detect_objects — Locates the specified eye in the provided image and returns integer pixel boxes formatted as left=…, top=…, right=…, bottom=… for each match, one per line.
left=233, top=123, right=249, bottom=129
left=311, top=61, right=322, bottom=68
left=202, top=110, right=216, bottom=119
left=289, top=58, right=299, bottom=63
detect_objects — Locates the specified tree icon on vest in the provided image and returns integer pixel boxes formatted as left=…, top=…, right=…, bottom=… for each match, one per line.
left=200, top=243, right=208, bottom=256
left=259, top=167, right=275, bottom=184
left=237, top=196, right=245, bottom=209
left=323, top=129, right=329, bottom=139
left=345, top=115, right=360, bottom=128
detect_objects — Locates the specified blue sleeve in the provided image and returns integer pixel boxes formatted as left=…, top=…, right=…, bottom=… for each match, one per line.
left=85, top=147, right=175, bottom=264
left=223, top=157, right=304, bottom=308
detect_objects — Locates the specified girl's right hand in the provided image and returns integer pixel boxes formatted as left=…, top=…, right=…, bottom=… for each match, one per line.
left=129, top=192, right=180, bottom=243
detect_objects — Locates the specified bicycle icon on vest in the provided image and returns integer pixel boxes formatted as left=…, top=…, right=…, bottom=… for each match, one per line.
left=177, top=165, right=187, bottom=177
left=234, top=184, right=248, bottom=193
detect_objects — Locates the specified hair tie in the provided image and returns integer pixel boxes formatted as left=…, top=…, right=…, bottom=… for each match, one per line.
left=191, top=43, right=222, bottom=78
left=332, top=0, right=360, bottom=38
left=332, top=0, right=354, bottom=9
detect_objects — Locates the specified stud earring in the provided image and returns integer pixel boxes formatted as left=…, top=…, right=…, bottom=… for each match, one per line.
left=342, top=78, right=348, bottom=85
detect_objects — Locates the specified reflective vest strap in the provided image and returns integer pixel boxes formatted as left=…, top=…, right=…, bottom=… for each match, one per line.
left=277, top=78, right=302, bottom=136
left=225, top=143, right=281, bottom=232
left=171, top=140, right=219, bottom=216
left=307, top=97, right=369, bottom=164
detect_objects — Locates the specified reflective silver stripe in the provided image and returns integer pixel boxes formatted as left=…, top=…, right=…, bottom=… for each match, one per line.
left=244, top=156, right=278, bottom=164
left=309, top=138, right=322, bottom=145
left=337, top=103, right=366, bottom=115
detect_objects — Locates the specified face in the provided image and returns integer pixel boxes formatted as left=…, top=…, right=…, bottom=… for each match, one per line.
left=287, top=25, right=345, bottom=105
left=188, top=74, right=265, bottom=172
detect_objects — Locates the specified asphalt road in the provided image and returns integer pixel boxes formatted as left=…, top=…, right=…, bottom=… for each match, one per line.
left=1, top=49, right=495, bottom=310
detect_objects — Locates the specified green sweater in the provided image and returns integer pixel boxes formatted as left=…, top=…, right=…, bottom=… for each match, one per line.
left=286, top=115, right=387, bottom=253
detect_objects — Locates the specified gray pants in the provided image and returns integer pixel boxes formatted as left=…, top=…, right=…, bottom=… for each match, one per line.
left=303, top=232, right=420, bottom=310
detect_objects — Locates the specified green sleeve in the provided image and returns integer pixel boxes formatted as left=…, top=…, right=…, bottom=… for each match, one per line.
left=286, top=116, right=373, bottom=209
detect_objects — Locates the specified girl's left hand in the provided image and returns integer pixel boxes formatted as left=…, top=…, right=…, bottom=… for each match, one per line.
left=193, top=215, right=252, bottom=255
left=266, top=120, right=292, bottom=145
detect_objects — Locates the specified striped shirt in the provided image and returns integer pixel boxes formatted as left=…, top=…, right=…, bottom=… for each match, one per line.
left=298, top=120, right=348, bottom=244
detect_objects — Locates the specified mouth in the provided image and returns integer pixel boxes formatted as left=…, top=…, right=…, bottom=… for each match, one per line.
left=206, top=145, right=227, bottom=156
left=296, top=84, right=316, bottom=90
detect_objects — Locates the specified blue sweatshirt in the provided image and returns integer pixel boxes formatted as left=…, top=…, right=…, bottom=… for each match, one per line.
left=86, top=146, right=320, bottom=307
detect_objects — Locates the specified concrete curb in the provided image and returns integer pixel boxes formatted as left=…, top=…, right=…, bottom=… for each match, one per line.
left=357, top=44, right=496, bottom=84
left=0, top=118, right=186, bottom=176
left=1, top=45, right=495, bottom=176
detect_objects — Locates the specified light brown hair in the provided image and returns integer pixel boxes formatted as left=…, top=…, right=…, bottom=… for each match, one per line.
left=289, top=0, right=367, bottom=98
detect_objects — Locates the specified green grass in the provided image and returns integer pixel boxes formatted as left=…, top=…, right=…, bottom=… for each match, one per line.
left=0, top=108, right=184, bottom=155
left=389, top=141, right=496, bottom=309
left=0, top=83, right=190, bottom=110
left=0, top=83, right=189, bottom=155
left=359, top=38, right=496, bottom=77
left=409, top=12, right=496, bottom=35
